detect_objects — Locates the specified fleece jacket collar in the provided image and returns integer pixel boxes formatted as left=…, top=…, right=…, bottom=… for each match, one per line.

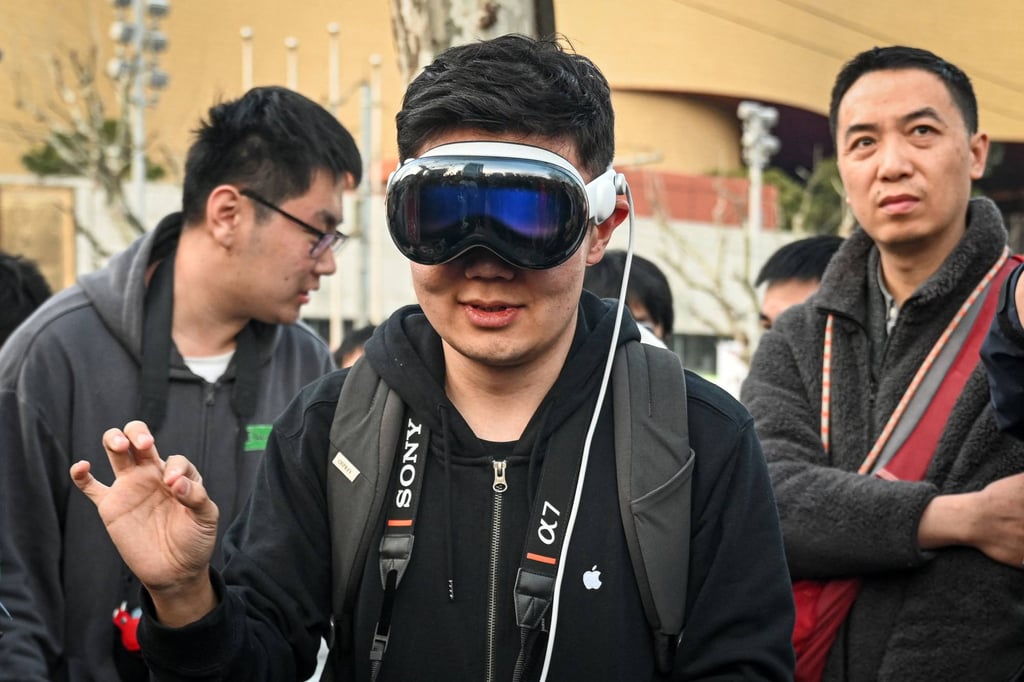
left=814, top=197, right=1009, bottom=326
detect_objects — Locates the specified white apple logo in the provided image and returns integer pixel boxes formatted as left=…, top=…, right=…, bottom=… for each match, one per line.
left=582, top=565, right=602, bottom=590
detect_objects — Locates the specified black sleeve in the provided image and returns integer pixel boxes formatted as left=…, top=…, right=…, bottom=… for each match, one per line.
left=673, top=375, right=795, bottom=680
left=138, top=372, right=345, bottom=681
left=981, top=263, right=1024, bottom=440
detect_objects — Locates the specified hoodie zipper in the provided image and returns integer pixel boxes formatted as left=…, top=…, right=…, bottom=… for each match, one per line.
left=487, top=458, right=508, bottom=682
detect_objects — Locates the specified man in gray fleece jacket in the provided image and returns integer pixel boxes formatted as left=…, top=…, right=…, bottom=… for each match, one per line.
left=743, top=46, right=1024, bottom=681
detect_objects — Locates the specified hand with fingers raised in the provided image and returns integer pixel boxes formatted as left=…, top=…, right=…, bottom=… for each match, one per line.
left=70, top=420, right=220, bottom=627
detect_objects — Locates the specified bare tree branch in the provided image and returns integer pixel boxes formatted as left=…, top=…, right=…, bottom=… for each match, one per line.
left=6, top=43, right=147, bottom=249
left=647, top=175, right=760, bottom=366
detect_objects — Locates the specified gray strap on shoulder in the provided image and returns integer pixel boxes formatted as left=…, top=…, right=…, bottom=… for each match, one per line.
left=327, top=359, right=405, bottom=619
left=612, top=341, right=694, bottom=674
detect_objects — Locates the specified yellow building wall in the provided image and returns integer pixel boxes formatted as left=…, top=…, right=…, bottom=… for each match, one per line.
left=612, top=90, right=740, bottom=174
left=554, top=0, right=1024, bottom=140
left=2, top=0, right=1024, bottom=179
left=0, top=0, right=403, bottom=178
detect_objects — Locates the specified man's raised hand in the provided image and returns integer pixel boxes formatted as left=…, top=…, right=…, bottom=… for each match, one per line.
left=70, top=421, right=220, bottom=625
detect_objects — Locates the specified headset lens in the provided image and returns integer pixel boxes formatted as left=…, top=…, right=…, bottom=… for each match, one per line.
left=387, top=156, right=590, bottom=270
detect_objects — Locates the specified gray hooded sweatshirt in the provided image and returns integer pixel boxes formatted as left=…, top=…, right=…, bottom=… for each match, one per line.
left=0, top=213, right=334, bottom=681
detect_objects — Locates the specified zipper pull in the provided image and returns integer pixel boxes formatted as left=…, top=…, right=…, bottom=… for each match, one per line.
left=492, top=459, right=507, bottom=493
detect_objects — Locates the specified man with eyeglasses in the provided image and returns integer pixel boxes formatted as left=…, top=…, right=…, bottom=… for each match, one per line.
left=0, top=86, right=361, bottom=681
left=70, top=36, right=794, bottom=680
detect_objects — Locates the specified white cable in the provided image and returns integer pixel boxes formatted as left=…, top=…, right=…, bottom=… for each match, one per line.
left=538, top=175, right=635, bottom=680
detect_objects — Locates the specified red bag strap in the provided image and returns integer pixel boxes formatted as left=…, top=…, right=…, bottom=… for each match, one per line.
left=877, top=253, right=1021, bottom=481
left=820, top=247, right=1014, bottom=479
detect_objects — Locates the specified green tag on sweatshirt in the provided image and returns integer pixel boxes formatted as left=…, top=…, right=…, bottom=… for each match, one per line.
left=244, top=424, right=273, bottom=452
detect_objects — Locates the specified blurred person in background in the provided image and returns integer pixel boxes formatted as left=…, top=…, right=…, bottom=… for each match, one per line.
left=333, top=323, right=376, bottom=368
left=0, top=251, right=52, bottom=348
left=584, top=249, right=674, bottom=347
left=755, top=235, right=843, bottom=330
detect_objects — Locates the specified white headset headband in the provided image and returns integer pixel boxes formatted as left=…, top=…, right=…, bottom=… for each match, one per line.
left=408, top=141, right=618, bottom=225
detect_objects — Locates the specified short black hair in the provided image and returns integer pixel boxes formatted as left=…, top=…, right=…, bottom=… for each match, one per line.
left=396, top=34, right=614, bottom=179
left=333, top=324, right=376, bottom=367
left=829, top=45, right=978, bottom=141
left=755, top=235, right=844, bottom=287
left=182, top=86, right=363, bottom=225
left=0, top=252, right=52, bottom=347
left=584, top=250, right=674, bottom=337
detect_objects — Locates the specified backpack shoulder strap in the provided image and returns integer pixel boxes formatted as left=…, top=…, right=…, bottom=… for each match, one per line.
left=326, top=358, right=405, bottom=635
left=612, top=340, right=694, bottom=675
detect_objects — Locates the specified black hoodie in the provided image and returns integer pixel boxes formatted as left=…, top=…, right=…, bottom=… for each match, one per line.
left=139, top=293, right=795, bottom=681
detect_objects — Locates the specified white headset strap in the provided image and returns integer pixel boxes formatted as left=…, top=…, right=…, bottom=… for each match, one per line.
left=396, top=141, right=619, bottom=223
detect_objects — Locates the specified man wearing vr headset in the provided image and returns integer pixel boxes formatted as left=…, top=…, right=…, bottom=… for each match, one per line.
left=71, top=35, right=794, bottom=680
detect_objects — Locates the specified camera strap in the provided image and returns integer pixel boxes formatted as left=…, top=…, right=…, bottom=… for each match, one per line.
left=509, top=407, right=595, bottom=680
left=512, top=414, right=591, bottom=634
left=370, top=413, right=429, bottom=681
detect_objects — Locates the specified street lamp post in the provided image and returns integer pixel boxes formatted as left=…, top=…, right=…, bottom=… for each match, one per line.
left=107, top=0, right=171, bottom=226
left=738, top=101, right=780, bottom=242
left=737, top=100, right=779, bottom=351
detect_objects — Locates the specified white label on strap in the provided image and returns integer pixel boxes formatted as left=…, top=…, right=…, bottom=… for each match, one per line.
left=332, top=451, right=360, bottom=482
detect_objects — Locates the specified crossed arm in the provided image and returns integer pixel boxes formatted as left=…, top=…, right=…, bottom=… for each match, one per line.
left=744, top=313, right=1024, bottom=577
left=918, top=473, right=1024, bottom=566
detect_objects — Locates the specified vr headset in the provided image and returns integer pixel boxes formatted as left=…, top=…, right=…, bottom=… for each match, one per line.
left=386, top=141, right=620, bottom=270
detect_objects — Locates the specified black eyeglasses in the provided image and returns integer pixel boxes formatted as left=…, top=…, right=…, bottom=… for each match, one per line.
left=240, top=189, right=348, bottom=258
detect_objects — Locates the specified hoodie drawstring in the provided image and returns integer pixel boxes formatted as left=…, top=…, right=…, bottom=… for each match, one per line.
left=438, top=405, right=456, bottom=602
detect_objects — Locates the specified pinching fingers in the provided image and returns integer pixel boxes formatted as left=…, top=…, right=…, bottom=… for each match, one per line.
left=101, top=421, right=164, bottom=477
left=123, top=420, right=161, bottom=463
left=164, top=454, right=216, bottom=519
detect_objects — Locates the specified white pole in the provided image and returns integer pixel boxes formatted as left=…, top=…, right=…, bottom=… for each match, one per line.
left=358, top=80, right=371, bottom=327
left=285, top=37, right=299, bottom=90
left=368, top=53, right=382, bottom=324
left=130, top=0, right=146, bottom=223
left=327, top=23, right=340, bottom=115
left=738, top=101, right=779, bottom=356
left=326, top=22, right=343, bottom=350
left=240, top=26, right=253, bottom=91
left=748, top=159, right=763, bottom=281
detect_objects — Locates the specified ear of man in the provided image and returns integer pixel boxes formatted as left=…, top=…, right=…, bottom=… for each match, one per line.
left=205, top=186, right=245, bottom=250
left=967, top=131, right=990, bottom=181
